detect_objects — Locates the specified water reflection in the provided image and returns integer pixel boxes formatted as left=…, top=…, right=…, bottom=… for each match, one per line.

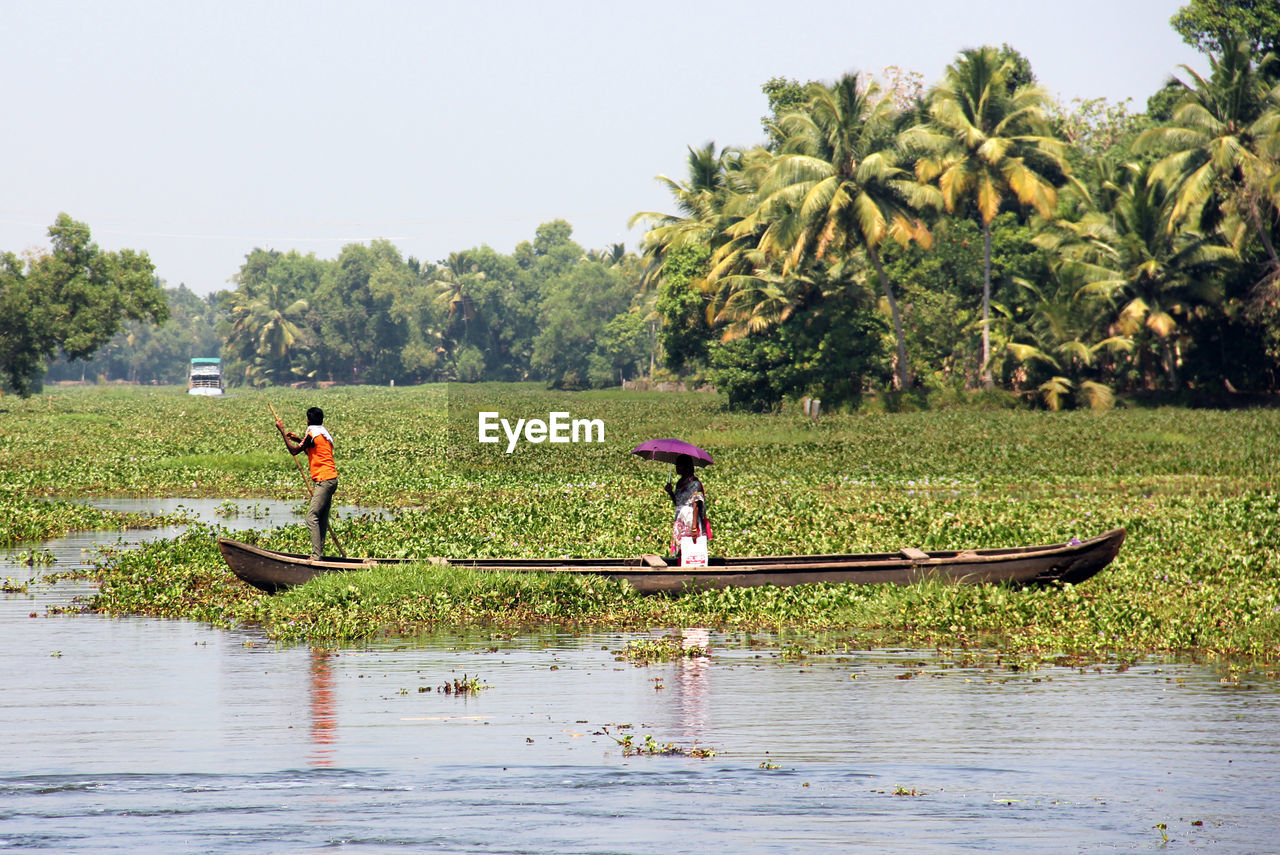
left=309, top=648, right=337, bottom=768
left=3, top=611, right=1280, bottom=852
left=4, top=509, right=1280, bottom=851
left=674, top=628, right=711, bottom=738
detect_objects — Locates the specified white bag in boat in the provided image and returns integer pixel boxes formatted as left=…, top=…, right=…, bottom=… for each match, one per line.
left=679, top=536, right=708, bottom=567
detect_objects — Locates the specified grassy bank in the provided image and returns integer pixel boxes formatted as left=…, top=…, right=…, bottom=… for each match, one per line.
left=4, top=383, right=1279, bottom=662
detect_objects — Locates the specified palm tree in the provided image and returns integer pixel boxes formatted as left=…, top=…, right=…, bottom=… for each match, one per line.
left=728, top=73, right=934, bottom=389
left=1135, top=40, right=1280, bottom=288
left=630, top=143, right=740, bottom=294
left=226, top=280, right=309, bottom=386
left=430, top=251, right=484, bottom=340
left=587, top=243, right=629, bottom=267
left=908, top=46, right=1072, bottom=388
left=705, top=249, right=819, bottom=341
left=1004, top=269, right=1133, bottom=409
left=631, top=144, right=771, bottom=375
left=1034, top=161, right=1235, bottom=389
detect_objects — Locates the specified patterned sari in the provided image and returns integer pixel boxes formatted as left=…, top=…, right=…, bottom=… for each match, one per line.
left=671, top=475, right=711, bottom=555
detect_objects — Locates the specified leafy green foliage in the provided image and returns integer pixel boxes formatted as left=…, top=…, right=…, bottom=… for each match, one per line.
left=224, top=249, right=322, bottom=386
left=760, top=76, right=808, bottom=149
left=18, top=219, right=652, bottom=394
left=635, top=34, right=1280, bottom=404
left=884, top=214, right=1051, bottom=391
left=0, top=215, right=167, bottom=397
left=653, top=244, right=713, bottom=374
left=1170, top=0, right=1280, bottom=57
left=6, top=384, right=1280, bottom=662
left=532, top=262, right=635, bottom=389
left=753, top=73, right=932, bottom=390
left=707, top=297, right=887, bottom=411
left=911, top=47, right=1069, bottom=388
left=316, top=240, right=413, bottom=384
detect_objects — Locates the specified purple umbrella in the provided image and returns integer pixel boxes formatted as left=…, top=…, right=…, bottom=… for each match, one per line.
left=630, top=438, right=714, bottom=467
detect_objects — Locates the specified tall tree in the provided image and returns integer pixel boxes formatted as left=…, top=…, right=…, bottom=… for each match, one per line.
left=733, top=73, right=933, bottom=390
left=1004, top=270, right=1128, bottom=410
left=761, top=77, right=809, bottom=150
left=317, top=240, right=411, bottom=384
left=908, top=46, right=1072, bottom=388
left=1034, top=161, right=1234, bottom=390
left=0, top=214, right=166, bottom=397
left=1135, top=41, right=1280, bottom=290
left=883, top=213, right=1051, bottom=391
left=632, top=143, right=738, bottom=293
left=632, top=144, right=744, bottom=374
left=531, top=261, right=634, bottom=388
left=1170, top=0, right=1280, bottom=58
left=225, top=249, right=320, bottom=386
left=429, top=250, right=488, bottom=381
left=431, top=251, right=484, bottom=336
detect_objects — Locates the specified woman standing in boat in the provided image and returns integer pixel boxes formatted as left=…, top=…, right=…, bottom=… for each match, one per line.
left=665, top=454, right=710, bottom=558
left=276, top=407, right=338, bottom=560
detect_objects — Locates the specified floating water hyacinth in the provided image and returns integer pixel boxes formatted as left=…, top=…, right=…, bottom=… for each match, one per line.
left=3, top=383, right=1280, bottom=660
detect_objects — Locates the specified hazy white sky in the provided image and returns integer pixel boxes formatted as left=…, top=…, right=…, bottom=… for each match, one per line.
left=2, top=0, right=1205, bottom=295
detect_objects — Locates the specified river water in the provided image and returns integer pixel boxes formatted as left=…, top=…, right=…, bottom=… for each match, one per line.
left=2, top=501, right=1278, bottom=853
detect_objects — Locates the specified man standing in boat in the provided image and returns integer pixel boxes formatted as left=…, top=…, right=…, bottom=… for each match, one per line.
left=276, top=407, right=338, bottom=560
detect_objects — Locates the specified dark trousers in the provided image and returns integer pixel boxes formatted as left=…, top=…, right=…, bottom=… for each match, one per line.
left=308, top=478, right=338, bottom=559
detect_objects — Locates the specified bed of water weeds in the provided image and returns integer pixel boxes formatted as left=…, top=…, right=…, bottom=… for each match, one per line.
left=0, top=490, right=189, bottom=547
left=5, top=383, right=1280, bottom=664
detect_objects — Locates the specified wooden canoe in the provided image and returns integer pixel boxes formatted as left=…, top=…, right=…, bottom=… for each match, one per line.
left=217, top=527, right=1124, bottom=595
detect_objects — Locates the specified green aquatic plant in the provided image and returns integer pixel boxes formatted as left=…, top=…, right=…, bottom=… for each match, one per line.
left=3, top=384, right=1279, bottom=663
left=215, top=500, right=241, bottom=518
left=605, top=729, right=716, bottom=758
left=0, top=491, right=182, bottom=548
left=615, top=635, right=710, bottom=665
left=438, top=674, right=488, bottom=695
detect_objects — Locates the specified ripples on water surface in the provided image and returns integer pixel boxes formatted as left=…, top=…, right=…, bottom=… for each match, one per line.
left=2, top=500, right=1279, bottom=853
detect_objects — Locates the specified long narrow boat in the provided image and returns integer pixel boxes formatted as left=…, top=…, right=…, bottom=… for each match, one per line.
left=217, top=528, right=1124, bottom=595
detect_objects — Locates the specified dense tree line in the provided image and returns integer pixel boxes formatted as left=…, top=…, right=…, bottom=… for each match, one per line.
left=214, top=222, right=651, bottom=389
left=36, top=221, right=653, bottom=392
left=635, top=4, right=1280, bottom=409
left=10, top=1, right=1280, bottom=409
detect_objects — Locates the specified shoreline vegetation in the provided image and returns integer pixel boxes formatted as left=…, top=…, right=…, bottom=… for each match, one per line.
left=3, top=384, right=1279, bottom=667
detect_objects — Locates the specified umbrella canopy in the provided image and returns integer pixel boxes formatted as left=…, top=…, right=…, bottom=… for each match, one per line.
left=630, top=438, right=713, bottom=467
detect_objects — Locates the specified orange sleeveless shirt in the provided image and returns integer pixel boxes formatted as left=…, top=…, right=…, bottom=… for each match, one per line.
left=304, top=427, right=337, bottom=481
